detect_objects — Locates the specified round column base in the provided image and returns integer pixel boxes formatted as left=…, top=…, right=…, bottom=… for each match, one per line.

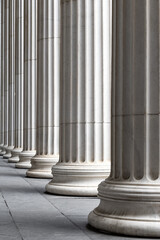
left=0, top=144, right=4, bottom=152
left=8, top=147, right=23, bottom=163
left=26, top=155, right=59, bottom=179
left=8, top=156, right=19, bottom=163
left=88, top=180, right=160, bottom=237
left=46, top=164, right=110, bottom=196
left=15, top=150, right=36, bottom=169
left=1, top=145, right=7, bottom=157
left=3, top=154, right=11, bottom=159
left=3, top=154, right=10, bottom=159
left=3, top=146, right=14, bottom=159
left=0, top=150, right=6, bottom=156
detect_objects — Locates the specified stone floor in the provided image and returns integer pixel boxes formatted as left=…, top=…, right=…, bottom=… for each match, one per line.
left=0, top=157, right=155, bottom=240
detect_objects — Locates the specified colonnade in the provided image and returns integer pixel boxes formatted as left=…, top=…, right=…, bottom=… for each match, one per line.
left=0, top=0, right=160, bottom=237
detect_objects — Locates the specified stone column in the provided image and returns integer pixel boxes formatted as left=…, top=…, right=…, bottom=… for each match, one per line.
left=8, top=0, right=24, bottom=163
left=0, top=0, right=5, bottom=156
left=0, top=0, right=3, bottom=153
left=26, top=0, right=60, bottom=178
left=16, top=0, right=37, bottom=169
left=5, top=0, right=15, bottom=159
left=3, top=0, right=9, bottom=159
left=89, top=0, right=160, bottom=237
left=46, top=0, right=111, bottom=196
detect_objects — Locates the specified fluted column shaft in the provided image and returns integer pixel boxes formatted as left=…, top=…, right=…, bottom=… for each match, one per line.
left=89, top=0, right=160, bottom=237
left=0, top=0, right=5, bottom=156
left=9, top=0, right=24, bottom=163
left=27, top=0, right=60, bottom=178
left=0, top=0, right=3, bottom=151
left=3, top=0, right=9, bottom=158
left=16, top=0, right=37, bottom=169
left=5, top=0, right=16, bottom=159
left=46, top=0, right=111, bottom=196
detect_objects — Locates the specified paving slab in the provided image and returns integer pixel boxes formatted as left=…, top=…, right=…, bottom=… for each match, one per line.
left=0, top=157, right=157, bottom=240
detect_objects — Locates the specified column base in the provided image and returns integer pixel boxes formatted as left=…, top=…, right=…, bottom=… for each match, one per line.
left=2, top=145, right=8, bottom=158
left=26, top=155, right=59, bottom=178
left=46, top=164, right=110, bottom=196
left=0, top=143, right=3, bottom=152
left=88, top=180, right=160, bottom=237
left=3, top=146, right=14, bottom=159
left=0, top=145, right=6, bottom=156
left=0, top=150, right=6, bottom=156
left=8, top=147, right=23, bottom=163
left=15, top=150, right=36, bottom=169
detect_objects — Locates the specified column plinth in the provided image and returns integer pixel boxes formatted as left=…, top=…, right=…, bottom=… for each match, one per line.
left=26, top=0, right=60, bottom=179
left=16, top=150, right=35, bottom=169
left=4, top=146, right=14, bottom=159
left=46, top=0, right=111, bottom=196
left=2, top=145, right=8, bottom=159
left=0, top=146, right=5, bottom=156
left=0, top=144, right=3, bottom=154
left=27, top=155, right=58, bottom=178
left=89, top=0, right=160, bottom=237
left=89, top=181, right=160, bottom=237
left=47, top=164, right=108, bottom=196
left=8, top=147, right=23, bottom=163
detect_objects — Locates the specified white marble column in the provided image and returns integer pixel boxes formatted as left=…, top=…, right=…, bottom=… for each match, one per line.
left=3, top=0, right=9, bottom=159
left=26, top=0, right=60, bottom=178
left=0, top=0, right=5, bottom=156
left=46, top=0, right=111, bottom=196
left=5, top=0, right=15, bottom=159
left=16, top=0, right=37, bottom=169
left=0, top=0, right=3, bottom=153
left=8, top=0, right=24, bottom=163
left=89, top=0, right=160, bottom=237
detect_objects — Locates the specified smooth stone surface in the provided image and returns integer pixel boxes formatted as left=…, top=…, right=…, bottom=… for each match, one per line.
left=8, top=147, right=23, bottom=163
left=1, top=145, right=7, bottom=156
left=3, top=146, right=14, bottom=159
left=0, top=145, right=6, bottom=156
left=89, top=180, right=160, bottom=237
left=8, top=156, right=19, bottom=163
left=3, top=154, right=10, bottom=159
left=46, top=164, right=109, bottom=196
left=3, top=152, right=11, bottom=159
left=0, top=150, right=6, bottom=156
left=26, top=155, right=58, bottom=178
left=15, top=150, right=35, bottom=169
left=0, top=157, right=139, bottom=240
left=0, top=144, right=3, bottom=152
left=88, top=210, right=160, bottom=238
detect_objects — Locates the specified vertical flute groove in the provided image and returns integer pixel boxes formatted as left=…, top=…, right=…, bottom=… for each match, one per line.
left=0, top=0, right=4, bottom=148
left=60, top=0, right=111, bottom=165
left=37, top=0, right=60, bottom=156
left=8, top=0, right=15, bottom=148
left=111, top=0, right=160, bottom=181
left=23, top=0, right=37, bottom=151
left=14, top=0, right=24, bottom=150
left=4, top=0, right=9, bottom=148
